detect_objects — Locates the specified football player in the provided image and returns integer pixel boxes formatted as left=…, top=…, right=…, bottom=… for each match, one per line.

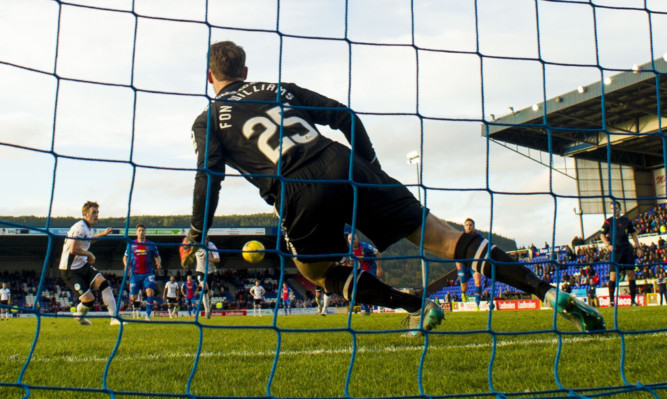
left=58, top=201, right=120, bottom=326
left=124, top=224, right=162, bottom=321
left=599, top=201, right=642, bottom=306
left=163, top=275, right=181, bottom=318
left=180, top=41, right=604, bottom=335
left=456, top=218, right=483, bottom=310
left=194, top=237, right=220, bottom=319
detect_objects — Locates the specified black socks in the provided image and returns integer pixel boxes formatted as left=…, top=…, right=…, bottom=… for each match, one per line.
left=454, top=232, right=552, bottom=301
left=324, top=265, right=422, bottom=312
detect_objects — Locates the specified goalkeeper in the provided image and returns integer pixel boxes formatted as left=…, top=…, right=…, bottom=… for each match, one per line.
left=181, top=40, right=605, bottom=334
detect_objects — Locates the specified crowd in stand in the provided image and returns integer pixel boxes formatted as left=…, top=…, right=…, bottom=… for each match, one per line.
left=0, top=268, right=341, bottom=314
left=633, top=205, right=667, bottom=235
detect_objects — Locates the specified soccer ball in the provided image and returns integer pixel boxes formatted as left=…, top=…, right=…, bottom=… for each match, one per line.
left=242, top=240, right=265, bottom=263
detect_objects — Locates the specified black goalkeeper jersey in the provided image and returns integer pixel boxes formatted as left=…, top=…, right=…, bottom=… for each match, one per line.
left=190, top=80, right=378, bottom=232
left=600, top=215, right=635, bottom=248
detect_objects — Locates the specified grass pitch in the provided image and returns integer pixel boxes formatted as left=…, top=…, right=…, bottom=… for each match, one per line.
left=0, top=306, right=665, bottom=398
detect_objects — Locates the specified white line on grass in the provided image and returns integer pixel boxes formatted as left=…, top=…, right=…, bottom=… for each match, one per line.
left=22, top=331, right=666, bottom=364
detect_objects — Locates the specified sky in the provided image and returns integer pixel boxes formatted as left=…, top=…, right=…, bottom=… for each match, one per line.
left=1, top=0, right=666, bottom=249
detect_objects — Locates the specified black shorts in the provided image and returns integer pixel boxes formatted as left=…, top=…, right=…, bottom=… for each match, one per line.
left=253, top=298, right=262, bottom=305
left=61, top=263, right=102, bottom=297
left=0, top=300, right=8, bottom=306
left=166, top=297, right=179, bottom=305
left=279, top=143, right=427, bottom=262
left=610, top=246, right=635, bottom=270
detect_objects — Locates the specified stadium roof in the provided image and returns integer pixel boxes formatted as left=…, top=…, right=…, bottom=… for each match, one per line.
left=485, top=57, right=667, bottom=170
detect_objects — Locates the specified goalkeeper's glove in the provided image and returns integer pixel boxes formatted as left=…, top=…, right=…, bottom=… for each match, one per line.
left=179, top=228, right=202, bottom=269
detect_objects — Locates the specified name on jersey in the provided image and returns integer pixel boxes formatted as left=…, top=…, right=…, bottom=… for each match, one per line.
left=217, top=83, right=295, bottom=130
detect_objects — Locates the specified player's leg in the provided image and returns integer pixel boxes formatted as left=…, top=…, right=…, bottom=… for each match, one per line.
left=91, top=273, right=120, bottom=326
left=322, top=292, right=330, bottom=315
left=62, top=269, right=95, bottom=325
left=145, top=287, right=155, bottom=321
left=283, top=156, right=443, bottom=334
left=204, top=290, right=211, bottom=318
left=203, top=288, right=211, bottom=319
left=196, top=274, right=211, bottom=319
left=473, top=272, right=482, bottom=309
left=456, top=263, right=469, bottom=302
left=608, top=269, right=617, bottom=306
left=626, top=269, right=637, bottom=305
left=129, top=294, right=138, bottom=318
left=91, top=272, right=119, bottom=324
left=411, top=214, right=604, bottom=331
left=315, top=287, right=324, bottom=314
left=618, top=248, right=638, bottom=305
left=293, top=259, right=444, bottom=336
left=408, top=214, right=552, bottom=299
left=129, top=277, right=141, bottom=318
left=170, top=299, right=177, bottom=317
left=76, top=290, right=95, bottom=325
left=144, top=274, right=158, bottom=320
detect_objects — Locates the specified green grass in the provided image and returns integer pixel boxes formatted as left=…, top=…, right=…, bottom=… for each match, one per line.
left=0, top=307, right=665, bottom=398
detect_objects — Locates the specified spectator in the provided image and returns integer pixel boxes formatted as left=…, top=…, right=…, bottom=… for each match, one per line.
left=658, top=271, right=667, bottom=306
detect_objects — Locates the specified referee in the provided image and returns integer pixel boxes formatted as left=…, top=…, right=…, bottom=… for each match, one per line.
left=599, top=200, right=642, bottom=306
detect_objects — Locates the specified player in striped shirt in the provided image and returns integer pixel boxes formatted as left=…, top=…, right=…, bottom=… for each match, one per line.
left=124, top=224, right=162, bottom=321
left=279, top=282, right=293, bottom=316
left=181, top=275, right=199, bottom=318
left=346, top=233, right=383, bottom=315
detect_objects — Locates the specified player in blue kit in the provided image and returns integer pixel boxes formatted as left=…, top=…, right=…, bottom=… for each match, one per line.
left=456, top=218, right=483, bottom=310
left=346, top=233, right=382, bottom=315
left=123, top=224, right=162, bottom=321
left=181, top=275, right=199, bottom=317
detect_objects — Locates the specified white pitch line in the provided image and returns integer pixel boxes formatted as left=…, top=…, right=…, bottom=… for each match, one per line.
left=18, top=331, right=666, bottom=364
